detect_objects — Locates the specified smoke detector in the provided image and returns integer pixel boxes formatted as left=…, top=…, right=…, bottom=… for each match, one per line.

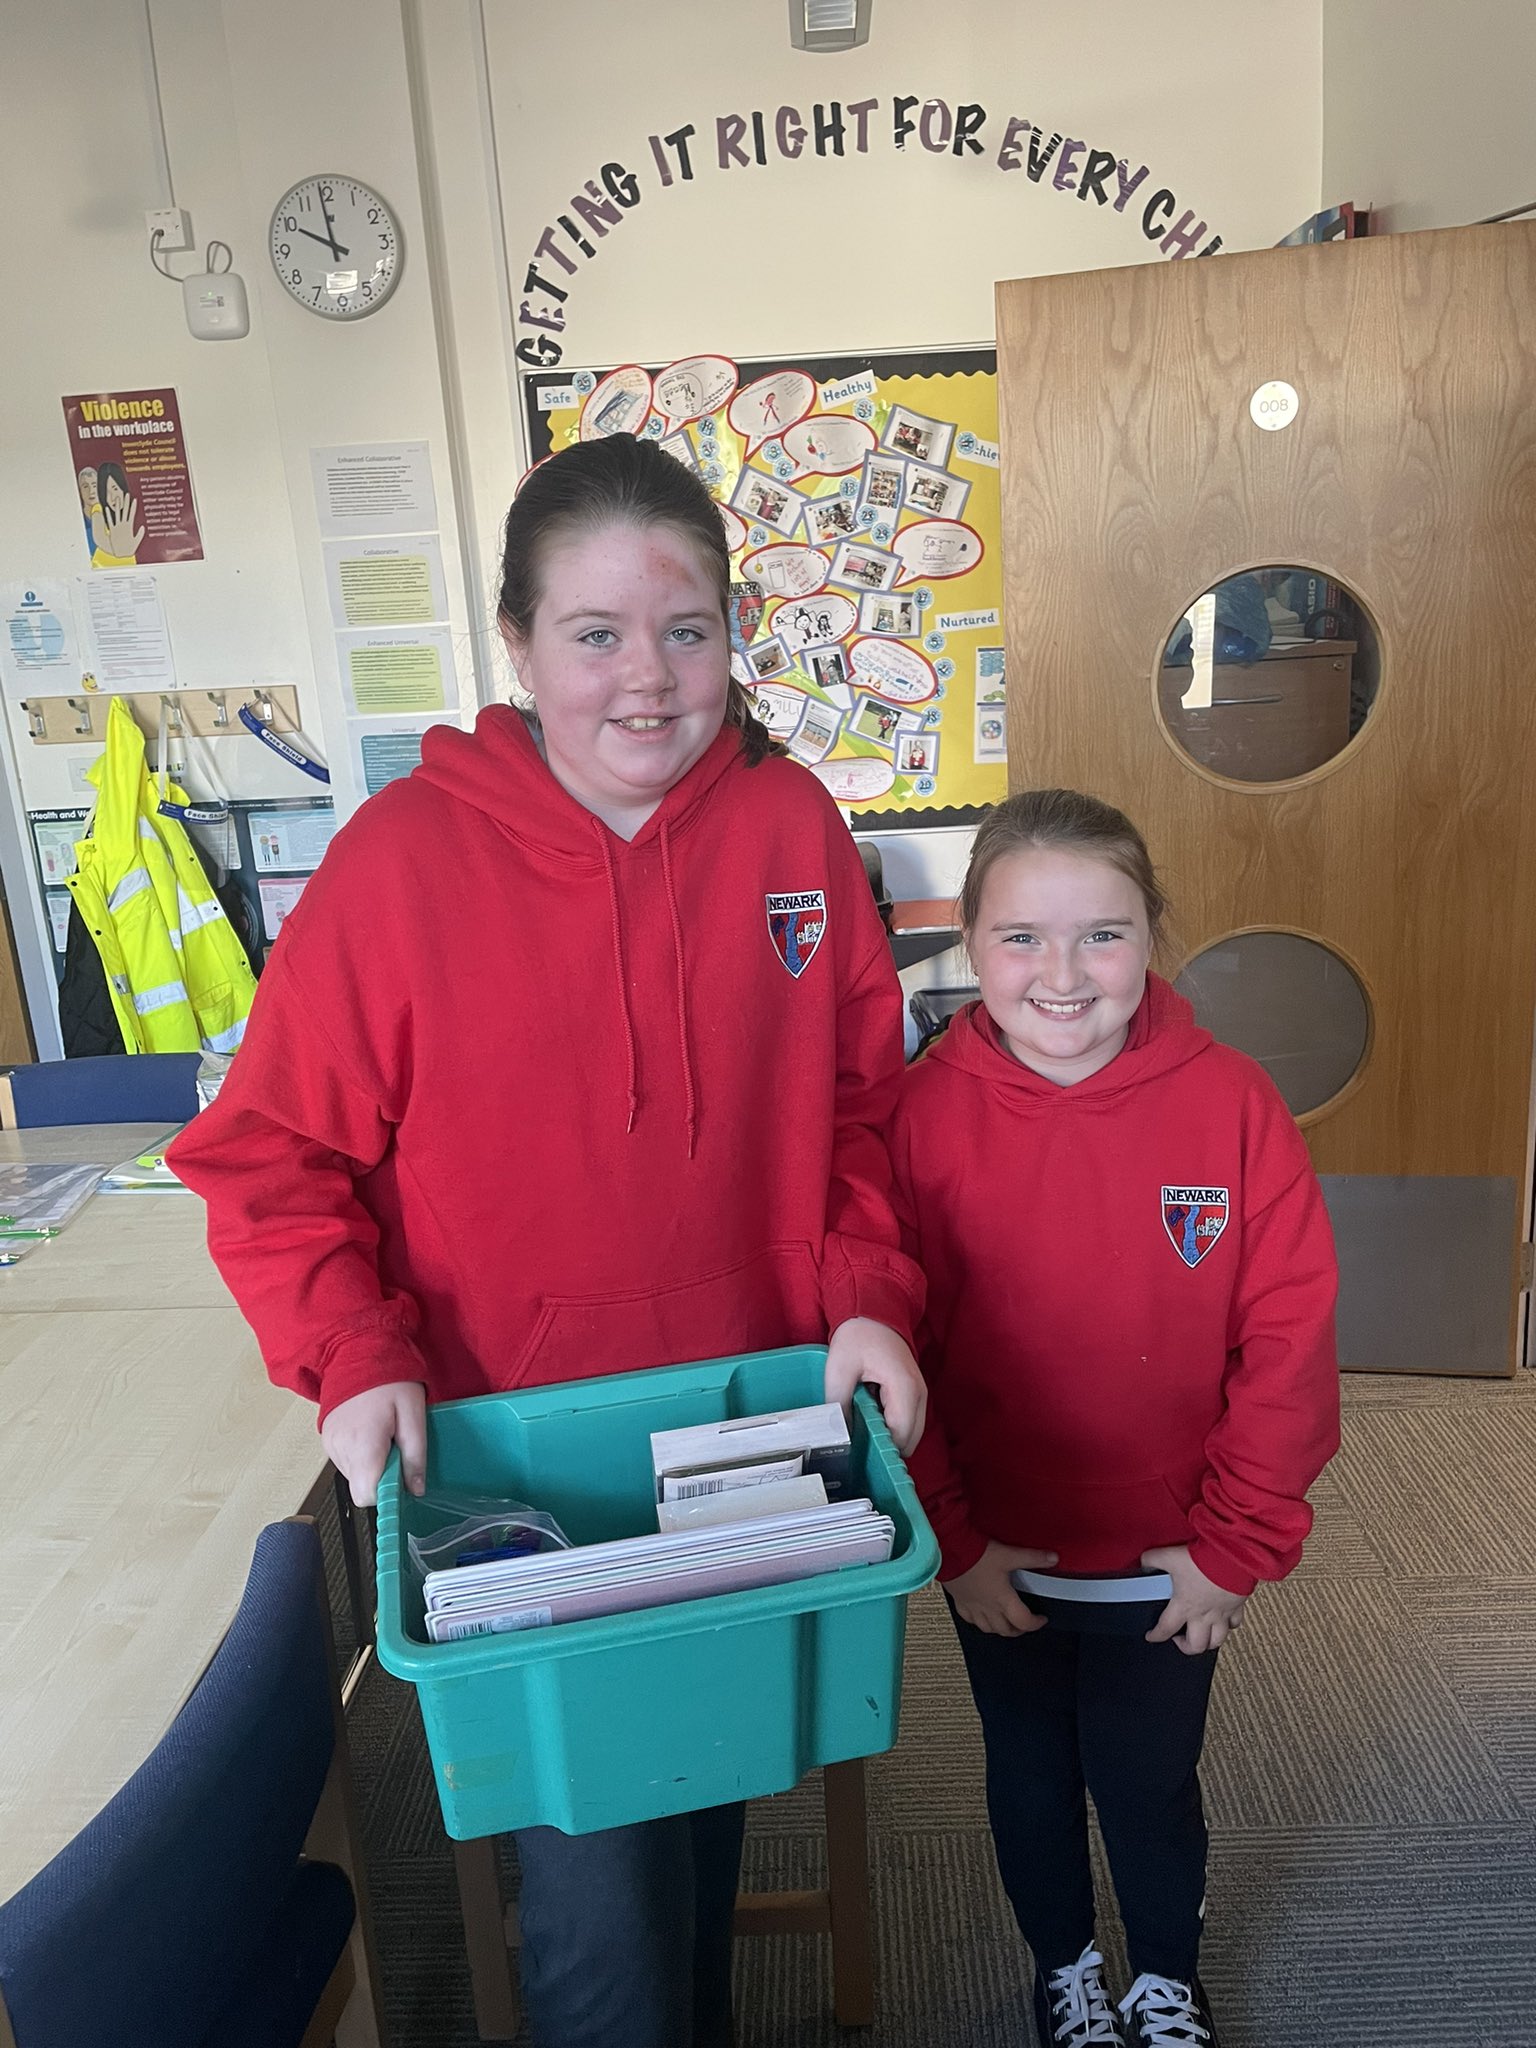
left=789, top=0, right=871, bottom=52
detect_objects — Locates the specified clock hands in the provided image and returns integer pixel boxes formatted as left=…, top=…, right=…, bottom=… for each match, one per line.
left=296, top=224, right=351, bottom=259
left=320, top=187, right=347, bottom=260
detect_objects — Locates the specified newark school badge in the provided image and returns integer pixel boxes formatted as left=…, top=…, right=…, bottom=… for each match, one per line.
left=766, top=890, right=827, bottom=978
left=1161, top=1186, right=1229, bottom=1268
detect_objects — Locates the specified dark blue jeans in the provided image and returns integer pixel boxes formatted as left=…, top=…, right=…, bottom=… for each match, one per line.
left=951, top=1608, right=1218, bottom=1981
left=514, top=1802, right=746, bottom=2048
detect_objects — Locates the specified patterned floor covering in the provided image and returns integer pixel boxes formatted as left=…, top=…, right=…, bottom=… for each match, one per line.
left=342, top=1369, right=1536, bottom=2047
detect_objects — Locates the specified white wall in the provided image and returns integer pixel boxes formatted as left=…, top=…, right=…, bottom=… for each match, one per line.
left=1, top=0, right=318, bottom=813
left=0, top=0, right=484, bottom=821
left=1322, top=0, right=1536, bottom=231
left=488, top=0, right=1325, bottom=375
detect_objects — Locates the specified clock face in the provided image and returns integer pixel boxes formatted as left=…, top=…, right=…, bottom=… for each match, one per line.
left=268, top=176, right=402, bottom=320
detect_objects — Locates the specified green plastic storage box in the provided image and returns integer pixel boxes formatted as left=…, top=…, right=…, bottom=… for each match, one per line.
left=374, top=1345, right=939, bottom=1839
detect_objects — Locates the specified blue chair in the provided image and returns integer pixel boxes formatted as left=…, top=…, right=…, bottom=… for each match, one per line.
left=0, top=1053, right=202, bottom=1130
left=0, top=1520, right=382, bottom=2048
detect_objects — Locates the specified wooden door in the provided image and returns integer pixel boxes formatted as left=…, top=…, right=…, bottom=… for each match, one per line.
left=996, top=223, right=1536, bottom=1374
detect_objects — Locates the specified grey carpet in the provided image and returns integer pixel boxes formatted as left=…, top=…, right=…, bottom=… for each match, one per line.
left=337, top=1370, right=1536, bottom=2047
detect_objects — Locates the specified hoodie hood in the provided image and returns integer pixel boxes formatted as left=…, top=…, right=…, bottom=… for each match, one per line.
left=411, top=704, right=747, bottom=1156
left=413, top=703, right=743, bottom=867
left=926, top=972, right=1212, bottom=1105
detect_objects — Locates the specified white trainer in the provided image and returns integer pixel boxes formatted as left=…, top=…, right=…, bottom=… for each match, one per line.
left=1118, top=1972, right=1219, bottom=2046
left=1033, top=1945, right=1127, bottom=2046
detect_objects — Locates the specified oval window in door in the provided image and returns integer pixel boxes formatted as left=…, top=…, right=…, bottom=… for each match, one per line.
left=1157, top=567, right=1381, bottom=785
left=1174, top=930, right=1372, bottom=1118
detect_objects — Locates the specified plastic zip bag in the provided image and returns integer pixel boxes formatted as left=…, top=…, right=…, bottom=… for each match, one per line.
left=407, top=1490, right=571, bottom=1583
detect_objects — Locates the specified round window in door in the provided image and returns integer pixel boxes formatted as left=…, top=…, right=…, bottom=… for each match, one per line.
left=1157, top=567, right=1381, bottom=785
left=1174, top=930, right=1372, bottom=1118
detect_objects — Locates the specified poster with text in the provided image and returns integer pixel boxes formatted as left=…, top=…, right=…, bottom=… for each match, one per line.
left=61, top=388, right=203, bottom=568
left=525, top=347, right=1005, bottom=823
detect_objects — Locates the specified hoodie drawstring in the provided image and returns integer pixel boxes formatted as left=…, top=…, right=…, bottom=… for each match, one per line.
left=659, top=821, right=698, bottom=1158
left=597, top=829, right=640, bottom=1133
left=596, top=820, right=698, bottom=1155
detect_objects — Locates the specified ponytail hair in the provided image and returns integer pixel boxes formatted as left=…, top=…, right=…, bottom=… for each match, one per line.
left=499, top=435, right=779, bottom=765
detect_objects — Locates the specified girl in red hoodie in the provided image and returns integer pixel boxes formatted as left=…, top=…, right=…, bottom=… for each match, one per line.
left=892, top=789, right=1338, bottom=2048
left=172, top=436, right=926, bottom=2048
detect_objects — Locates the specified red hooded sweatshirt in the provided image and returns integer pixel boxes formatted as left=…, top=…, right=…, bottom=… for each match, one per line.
left=170, top=709, right=922, bottom=1422
left=891, top=978, right=1339, bottom=1598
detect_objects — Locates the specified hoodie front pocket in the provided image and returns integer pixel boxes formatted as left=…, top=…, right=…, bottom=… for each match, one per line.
left=506, top=1239, right=823, bottom=1389
left=1005, top=1467, right=1196, bottom=1561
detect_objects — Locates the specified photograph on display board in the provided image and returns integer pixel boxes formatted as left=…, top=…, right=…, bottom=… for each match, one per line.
left=729, top=467, right=807, bottom=536
left=807, top=646, right=852, bottom=695
left=858, top=454, right=906, bottom=518
left=861, top=592, right=921, bottom=638
left=828, top=542, right=900, bottom=595
left=903, top=461, right=971, bottom=522
left=849, top=694, right=922, bottom=751
left=788, top=699, right=842, bottom=765
left=895, top=730, right=938, bottom=777
left=878, top=405, right=956, bottom=469
left=523, top=345, right=1005, bottom=822
left=802, top=495, right=859, bottom=548
left=745, top=637, right=793, bottom=683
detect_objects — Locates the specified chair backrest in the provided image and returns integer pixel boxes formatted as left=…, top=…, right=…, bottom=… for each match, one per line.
left=0, top=1053, right=201, bottom=1130
left=0, top=1522, right=342, bottom=2048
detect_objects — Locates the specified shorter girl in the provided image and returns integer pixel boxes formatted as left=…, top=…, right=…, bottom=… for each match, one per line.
left=893, top=790, right=1339, bottom=2048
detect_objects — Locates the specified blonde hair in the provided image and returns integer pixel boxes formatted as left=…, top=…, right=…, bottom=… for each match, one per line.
left=960, top=788, right=1169, bottom=947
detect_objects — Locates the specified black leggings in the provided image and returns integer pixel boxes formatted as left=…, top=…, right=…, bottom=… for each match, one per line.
left=951, top=1608, right=1218, bottom=1981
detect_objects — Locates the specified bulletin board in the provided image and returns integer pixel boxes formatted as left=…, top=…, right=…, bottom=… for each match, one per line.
left=522, top=348, right=1005, bottom=823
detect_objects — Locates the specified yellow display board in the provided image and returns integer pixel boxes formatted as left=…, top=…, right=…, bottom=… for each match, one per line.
left=524, top=349, right=1004, bottom=821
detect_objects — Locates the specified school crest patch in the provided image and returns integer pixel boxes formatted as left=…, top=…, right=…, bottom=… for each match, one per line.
left=1161, top=1186, right=1229, bottom=1268
left=765, top=890, right=827, bottom=978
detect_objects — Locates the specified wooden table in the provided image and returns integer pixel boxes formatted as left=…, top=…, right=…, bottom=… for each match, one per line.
left=0, top=1123, right=384, bottom=2045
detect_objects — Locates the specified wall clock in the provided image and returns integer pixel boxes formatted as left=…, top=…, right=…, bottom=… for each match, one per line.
left=268, top=175, right=402, bottom=320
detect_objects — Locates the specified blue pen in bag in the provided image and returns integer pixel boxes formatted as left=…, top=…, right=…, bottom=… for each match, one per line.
left=455, top=1532, right=546, bottom=1568
left=407, top=1493, right=571, bottom=1586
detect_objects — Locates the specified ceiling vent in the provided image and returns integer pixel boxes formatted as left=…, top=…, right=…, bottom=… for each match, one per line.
left=789, top=0, right=871, bottom=52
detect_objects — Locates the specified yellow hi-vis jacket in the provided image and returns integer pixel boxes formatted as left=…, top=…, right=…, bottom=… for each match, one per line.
left=64, top=699, right=257, bottom=1055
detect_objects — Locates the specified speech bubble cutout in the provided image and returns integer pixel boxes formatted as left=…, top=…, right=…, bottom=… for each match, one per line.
left=779, top=413, right=877, bottom=481
left=742, top=543, right=831, bottom=599
left=654, top=354, right=739, bottom=429
left=812, top=757, right=897, bottom=804
left=579, top=365, right=654, bottom=441
left=769, top=592, right=859, bottom=655
left=891, top=519, right=986, bottom=587
left=749, top=682, right=808, bottom=737
left=847, top=636, right=939, bottom=705
left=728, top=370, right=816, bottom=457
left=718, top=503, right=748, bottom=554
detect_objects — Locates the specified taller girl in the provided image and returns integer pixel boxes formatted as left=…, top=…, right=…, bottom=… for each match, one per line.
left=173, top=435, right=926, bottom=2048
left=893, top=789, right=1339, bottom=2048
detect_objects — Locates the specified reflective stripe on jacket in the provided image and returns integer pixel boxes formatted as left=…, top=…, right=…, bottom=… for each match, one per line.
left=63, top=699, right=257, bottom=1054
